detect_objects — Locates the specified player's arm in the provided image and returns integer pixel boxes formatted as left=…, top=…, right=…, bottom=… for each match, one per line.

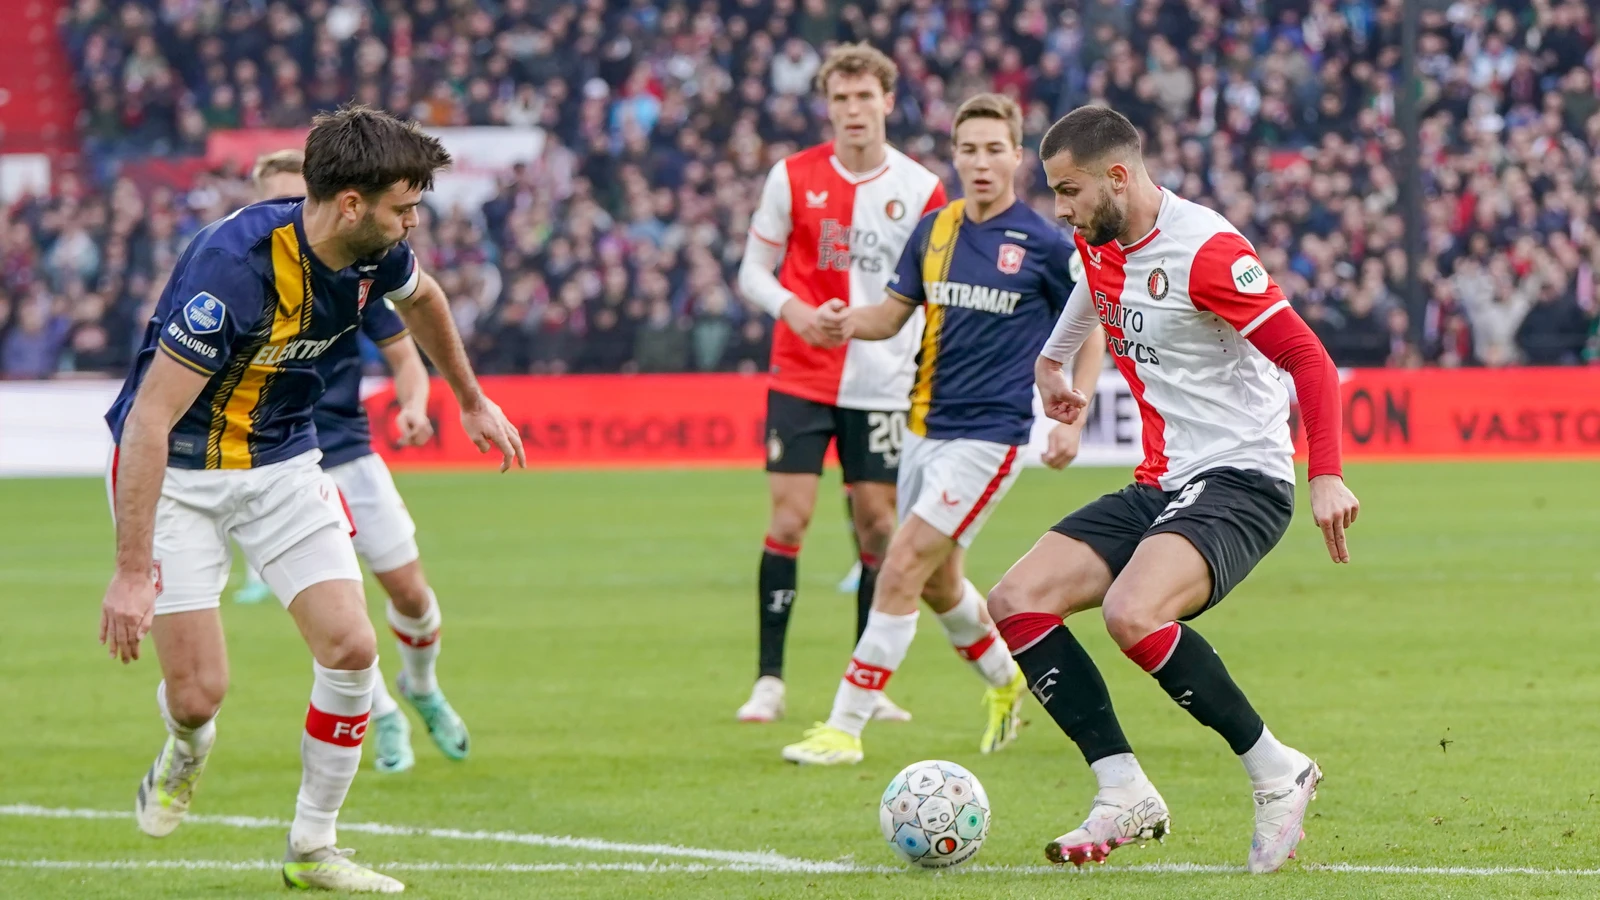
left=1189, top=233, right=1359, bottom=563
left=389, top=268, right=525, bottom=470
left=737, top=160, right=829, bottom=345
left=1036, top=280, right=1099, bottom=424
left=1040, top=326, right=1106, bottom=469
left=363, top=296, right=433, bottom=447
left=102, top=353, right=210, bottom=663
left=379, top=335, right=433, bottom=446
left=817, top=293, right=917, bottom=343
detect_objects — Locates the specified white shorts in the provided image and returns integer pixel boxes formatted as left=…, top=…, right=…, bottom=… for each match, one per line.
left=326, top=453, right=418, bottom=574
left=896, top=433, right=1023, bottom=548
left=105, top=447, right=361, bottom=615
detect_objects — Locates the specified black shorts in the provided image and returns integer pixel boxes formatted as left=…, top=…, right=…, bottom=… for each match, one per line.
left=1050, top=467, right=1294, bottom=616
left=764, top=390, right=901, bottom=484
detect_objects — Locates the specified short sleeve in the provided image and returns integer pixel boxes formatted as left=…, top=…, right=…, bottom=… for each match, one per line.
left=921, top=179, right=948, bottom=216
left=156, top=248, right=267, bottom=375
left=749, top=160, right=793, bottom=248
left=1187, top=231, right=1290, bottom=337
left=361, top=296, right=409, bottom=346
left=887, top=212, right=935, bottom=306
left=375, top=241, right=421, bottom=302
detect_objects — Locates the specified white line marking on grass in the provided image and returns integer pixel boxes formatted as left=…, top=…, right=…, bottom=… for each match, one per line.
left=0, top=805, right=849, bottom=873
left=8, top=807, right=1600, bottom=879
left=9, top=858, right=1600, bottom=879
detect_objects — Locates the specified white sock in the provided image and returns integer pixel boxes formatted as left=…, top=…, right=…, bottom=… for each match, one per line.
left=156, top=680, right=217, bottom=757
left=371, top=677, right=399, bottom=719
left=1240, top=726, right=1300, bottom=788
left=291, top=660, right=378, bottom=854
left=1089, top=752, right=1149, bottom=792
left=936, top=579, right=1018, bottom=688
left=387, top=594, right=442, bottom=695
left=825, top=610, right=919, bottom=737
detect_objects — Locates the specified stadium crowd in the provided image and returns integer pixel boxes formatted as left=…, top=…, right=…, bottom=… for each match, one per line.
left=1, top=0, right=1597, bottom=379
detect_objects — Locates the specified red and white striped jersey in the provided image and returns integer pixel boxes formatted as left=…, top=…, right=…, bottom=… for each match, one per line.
left=1062, top=190, right=1297, bottom=490
left=750, top=142, right=946, bottom=410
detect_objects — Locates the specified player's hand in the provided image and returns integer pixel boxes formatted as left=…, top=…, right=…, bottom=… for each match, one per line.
left=780, top=298, right=830, bottom=347
left=460, top=396, right=526, bottom=472
left=1309, top=474, right=1359, bottom=564
left=99, top=568, right=156, bottom=664
left=814, top=299, right=852, bottom=347
left=1041, top=422, right=1083, bottom=470
left=394, top=403, right=434, bottom=447
left=1035, top=356, right=1088, bottom=425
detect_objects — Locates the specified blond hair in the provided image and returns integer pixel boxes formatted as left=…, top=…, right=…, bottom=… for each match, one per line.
left=251, top=148, right=304, bottom=191
left=952, top=93, right=1023, bottom=148
left=815, top=42, right=897, bottom=96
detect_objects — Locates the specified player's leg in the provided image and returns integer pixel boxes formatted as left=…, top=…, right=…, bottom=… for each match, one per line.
left=987, top=484, right=1173, bottom=866
left=266, top=529, right=403, bottom=893
left=837, top=407, right=910, bottom=722
left=741, top=391, right=832, bottom=722
left=835, top=485, right=861, bottom=593
left=1100, top=469, right=1311, bottom=874
left=117, top=460, right=232, bottom=839
left=376, top=560, right=468, bottom=761
left=783, top=514, right=949, bottom=764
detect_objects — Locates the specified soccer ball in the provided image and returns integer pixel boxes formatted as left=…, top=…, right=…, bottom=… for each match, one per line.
left=879, top=759, right=990, bottom=868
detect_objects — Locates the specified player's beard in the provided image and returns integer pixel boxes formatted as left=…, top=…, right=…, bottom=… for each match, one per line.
left=349, top=211, right=401, bottom=261
left=1079, top=190, right=1128, bottom=247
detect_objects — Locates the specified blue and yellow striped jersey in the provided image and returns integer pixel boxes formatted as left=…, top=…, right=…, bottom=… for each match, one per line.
left=887, top=199, right=1076, bottom=446
left=105, top=198, right=419, bottom=470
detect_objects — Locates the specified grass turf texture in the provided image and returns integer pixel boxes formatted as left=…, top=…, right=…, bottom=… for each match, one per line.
left=1, top=461, right=1597, bottom=899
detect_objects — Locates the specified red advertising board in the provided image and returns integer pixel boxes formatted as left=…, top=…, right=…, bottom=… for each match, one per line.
left=364, top=374, right=772, bottom=469
left=364, top=368, right=1600, bottom=471
left=1290, top=367, right=1600, bottom=459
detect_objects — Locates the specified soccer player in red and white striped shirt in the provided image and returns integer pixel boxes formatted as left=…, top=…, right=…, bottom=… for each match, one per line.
left=735, top=43, right=946, bottom=724
left=987, top=106, right=1360, bottom=873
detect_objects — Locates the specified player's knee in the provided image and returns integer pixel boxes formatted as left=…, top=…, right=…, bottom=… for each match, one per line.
left=986, top=577, right=1039, bottom=622
left=767, top=505, right=811, bottom=547
left=855, top=512, right=895, bottom=557
left=379, top=570, right=432, bottom=619
left=166, top=671, right=228, bottom=725
left=1100, top=591, right=1164, bottom=650
left=317, top=620, right=379, bottom=671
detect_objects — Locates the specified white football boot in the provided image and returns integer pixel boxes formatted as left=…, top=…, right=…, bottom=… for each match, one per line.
left=1247, top=754, right=1323, bottom=874
left=871, top=692, right=912, bottom=722
left=1045, top=781, right=1171, bottom=866
left=135, top=734, right=210, bottom=838
left=282, top=839, right=405, bottom=893
left=736, top=676, right=786, bottom=723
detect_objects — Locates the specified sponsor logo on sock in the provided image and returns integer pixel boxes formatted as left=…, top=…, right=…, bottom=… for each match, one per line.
left=844, top=658, right=892, bottom=690
left=766, top=589, right=795, bottom=614
left=1171, top=689, right=1193, bottom=707
left=1030, top=667, right=1059, bottom=705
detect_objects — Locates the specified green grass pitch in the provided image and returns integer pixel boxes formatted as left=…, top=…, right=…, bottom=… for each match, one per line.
left=2, top=461, right=1598, bottom=898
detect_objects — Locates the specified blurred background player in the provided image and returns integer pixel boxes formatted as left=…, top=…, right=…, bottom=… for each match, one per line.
left=783, top=94, right=1104, bottom=765
left=988, top=106, right=1359, bottom=873
left=234, top=149, right=471, bottom=775
left=98, top=105, right=524, bottom=892
left=734, top=43, right=947, bottom=724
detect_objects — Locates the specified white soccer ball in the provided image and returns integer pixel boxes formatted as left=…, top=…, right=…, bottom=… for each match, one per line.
left=879, top=759, right=990, bottom=868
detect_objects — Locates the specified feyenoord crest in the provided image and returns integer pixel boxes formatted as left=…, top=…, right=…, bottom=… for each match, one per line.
left=1147, top=267, right=1169, bottom=300
left=885, top=198, right=906, bottom=221
left=997, top=243, right=1026, bottom=275
left=357, top=279, right=374, bottom=312
left=767, top=430, right=784, bottom=463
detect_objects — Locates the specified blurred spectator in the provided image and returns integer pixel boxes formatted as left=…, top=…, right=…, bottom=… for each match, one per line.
left=0, top=0, right=1584, bottom=379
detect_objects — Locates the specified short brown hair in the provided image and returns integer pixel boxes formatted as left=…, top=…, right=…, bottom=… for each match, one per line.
left=251, top=149, right=303, bottom=191
left=1039, top=105, right=1142, bottom=166
left=815, top=42, right=897, bottom=96
left=302, top=104, right=452, bottom=202
left=952, top=93, right=1023, bottom=148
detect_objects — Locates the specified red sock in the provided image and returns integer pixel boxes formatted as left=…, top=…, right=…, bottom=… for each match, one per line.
left=1123, top=622, right=1181, bottom=673
left=995, top=612, right=1062, bottom=655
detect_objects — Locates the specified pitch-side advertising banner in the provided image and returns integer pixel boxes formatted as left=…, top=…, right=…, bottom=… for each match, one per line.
left=4, top=369, right=1599, bottom=476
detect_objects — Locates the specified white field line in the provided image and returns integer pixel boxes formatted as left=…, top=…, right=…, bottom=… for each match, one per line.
left=5, top=805, right=1600, bottom=878
left=0, top=804, right=850, bottom=873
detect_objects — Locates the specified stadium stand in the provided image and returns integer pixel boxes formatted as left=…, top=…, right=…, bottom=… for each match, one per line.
left=0, top=0, right=1595, bottom=377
